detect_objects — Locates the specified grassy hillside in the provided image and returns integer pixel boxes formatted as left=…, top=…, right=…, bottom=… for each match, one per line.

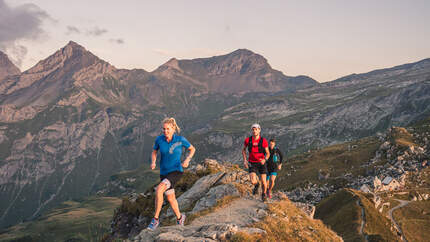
left=314, top=189, right=362, bottom=241
left=275, top=136, right=382, bottom=190
left=315, top=189, right=397, bottom=242
left=389, top=166, right=430, bottom=242
left=393, top=200, right=430, bottom=242
left=232, top=197, right=342, bottom=242
left=296, top=116, right=430, bottom=242
left=0, top=197, right=121, bottom=242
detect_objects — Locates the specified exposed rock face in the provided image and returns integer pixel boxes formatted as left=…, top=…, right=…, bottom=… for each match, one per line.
left=0, top=109, right=139, bottom=227
left=0, top=51, right=20, bottom=81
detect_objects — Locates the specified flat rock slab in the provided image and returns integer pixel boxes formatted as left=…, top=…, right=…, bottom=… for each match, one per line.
left=190, top=197, right=267, bottom=227
left=192, top=183, right=240, bottom=213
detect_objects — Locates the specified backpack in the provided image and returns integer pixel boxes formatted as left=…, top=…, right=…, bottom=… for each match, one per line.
left=248, top=136, right=265, bottom=154
left=272, top=148, right=279, bottom=163
left=272, top=151, right=279, bottom=163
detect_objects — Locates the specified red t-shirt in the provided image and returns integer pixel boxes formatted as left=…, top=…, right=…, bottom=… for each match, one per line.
left=244, top=136, right=268, bottom=163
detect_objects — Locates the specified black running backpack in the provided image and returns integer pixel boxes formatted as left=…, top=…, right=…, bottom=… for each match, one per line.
left=248, top=136, right=265, bottom=154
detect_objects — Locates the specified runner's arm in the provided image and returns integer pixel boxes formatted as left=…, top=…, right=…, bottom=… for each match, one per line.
left=242, top=146, right=248, bottom=168
left=265, top=147, right=270, bottom=160
left=183, top=145, right=195, bottom=168
left=151, top=149, right=157, bottom=169
left=277, top=148, right=284, bottom=170
left=278, top=148, right=284, bottom=164
left=261, top=147, right=270, bottom=164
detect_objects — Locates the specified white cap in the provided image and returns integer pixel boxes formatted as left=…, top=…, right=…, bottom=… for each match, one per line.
left=251, top=123, right=261, bottom=129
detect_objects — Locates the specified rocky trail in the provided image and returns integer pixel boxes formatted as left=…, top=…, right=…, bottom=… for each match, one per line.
left=131, top=196, right=269, bottom=242
left=109, top=159, right=343, bottom=242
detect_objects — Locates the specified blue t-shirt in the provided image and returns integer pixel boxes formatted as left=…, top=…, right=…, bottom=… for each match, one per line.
left=153, top=134, right=191, bottom=175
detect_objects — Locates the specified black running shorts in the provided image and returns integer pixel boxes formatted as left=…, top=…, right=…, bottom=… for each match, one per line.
left=160, top=171, right=183, bottom=191
left=267, top=162, right=279, bottom=174
left=248, top=162, right=267, bottom=175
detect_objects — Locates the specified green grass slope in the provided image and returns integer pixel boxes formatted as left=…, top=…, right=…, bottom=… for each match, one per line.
left=393, top=200, right=430, bottom=242
left=0, top=197, right=121, bottom=242
left=275, top=136, right=382, bottom=190
left=315, top=189, right=397, bottom=242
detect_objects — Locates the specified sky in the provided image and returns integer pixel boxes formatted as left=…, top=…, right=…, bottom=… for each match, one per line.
left=1, top=0, right=430, bottom=82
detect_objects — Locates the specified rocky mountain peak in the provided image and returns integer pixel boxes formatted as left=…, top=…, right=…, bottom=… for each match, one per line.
left=202, top=48, right=270, bottom=75
left=153, top=48, right=316, bottom=94
left=230, top=48, right=259, bottom=57
left=25, top=40, right=109, bottom=74
left=0, top=41, right=117, bottom=112
left=159, top=57, right=181, bottom=71
left=0, top=50, right=21, bottom=80
left=65, top=40, right=85, bottom=50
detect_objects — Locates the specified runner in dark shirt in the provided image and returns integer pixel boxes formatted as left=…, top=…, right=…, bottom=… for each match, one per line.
left=266, top=138, right=284, bottom=199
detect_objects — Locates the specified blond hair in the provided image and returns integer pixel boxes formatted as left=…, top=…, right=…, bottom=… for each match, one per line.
left=162, top=117, right=181, bottom=134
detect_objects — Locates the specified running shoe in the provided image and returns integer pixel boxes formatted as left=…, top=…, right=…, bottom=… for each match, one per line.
left=267, top=190, right=272, bottom=199
left=252, top=183, right=260, bottom=195
left=262, top=192, right=267, bottom=202
left=147, top=217, right=160, bottom=230
left=177, top=214, right=186, bottom=226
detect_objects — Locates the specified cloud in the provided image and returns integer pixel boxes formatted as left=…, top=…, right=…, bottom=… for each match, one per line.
left=109, top=38, right=124, bottom=44
left=66, top=25, right=109, bottom=37
left=7, top=44, right=27, bottom=67
left=86, top=26, right=108, bottom=36
left=0, top=0, right=51, bottom=66
left=66, top=25, right=81, bottom=35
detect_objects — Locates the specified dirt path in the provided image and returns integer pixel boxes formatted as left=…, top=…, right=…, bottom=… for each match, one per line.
left=388, top=199, right=410, bottom=242
left=356, top=199, right=369, bottom=242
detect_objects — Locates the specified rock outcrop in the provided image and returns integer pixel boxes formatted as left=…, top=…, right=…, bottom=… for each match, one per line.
left=108, top=160, right=343, bottom=242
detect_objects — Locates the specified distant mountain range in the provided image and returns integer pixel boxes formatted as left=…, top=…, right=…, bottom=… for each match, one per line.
left=0, top=42, right=317, bottom=121
left=0, top=41, right=429, bottom=228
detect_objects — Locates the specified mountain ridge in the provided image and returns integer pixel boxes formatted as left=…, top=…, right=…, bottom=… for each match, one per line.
left=329, top=58, right=430, bottom=85
left=154, top=47, right=318, bottom=94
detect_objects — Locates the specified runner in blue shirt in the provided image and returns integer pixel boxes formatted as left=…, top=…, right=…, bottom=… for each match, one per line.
left=147, top=118, right=196, bottom=230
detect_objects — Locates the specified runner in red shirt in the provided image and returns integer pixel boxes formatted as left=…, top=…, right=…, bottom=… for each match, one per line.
left=242, top=123, right=270, bottom=201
